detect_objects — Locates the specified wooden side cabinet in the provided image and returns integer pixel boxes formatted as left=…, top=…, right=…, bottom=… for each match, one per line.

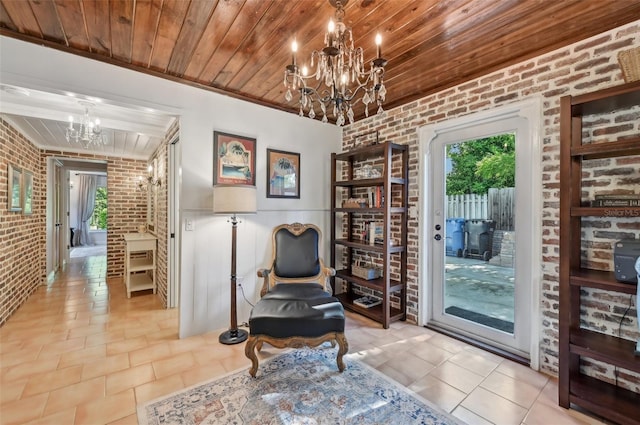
left=123, top=233, right=157, bottom=298
left=559, top=81, right=640, bottom=424
left=330, top=141, right=408, bottom=328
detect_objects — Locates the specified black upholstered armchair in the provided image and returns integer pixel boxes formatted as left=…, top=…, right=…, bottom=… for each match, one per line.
left=244, top=223, right=348, bottom=377
left=256, top=222, right=335, bottom=296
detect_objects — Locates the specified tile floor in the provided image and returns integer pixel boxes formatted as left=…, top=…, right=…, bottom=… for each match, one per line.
left=0, top=254, right=609, bottom=425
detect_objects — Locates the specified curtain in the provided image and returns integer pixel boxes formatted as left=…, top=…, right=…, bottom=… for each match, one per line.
left=77, top=175, right=98, bottom=246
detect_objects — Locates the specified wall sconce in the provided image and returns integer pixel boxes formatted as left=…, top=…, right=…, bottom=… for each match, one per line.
left=137, top=165, right=162, bottom=191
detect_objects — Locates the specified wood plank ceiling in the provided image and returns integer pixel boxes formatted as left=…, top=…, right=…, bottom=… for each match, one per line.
left=1, top=0, right=640, bottom=125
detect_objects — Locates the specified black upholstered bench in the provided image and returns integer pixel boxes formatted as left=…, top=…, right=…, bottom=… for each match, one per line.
left=245, top=283, right=347, bottom=377
left=244, top=223, right=348, bottom=377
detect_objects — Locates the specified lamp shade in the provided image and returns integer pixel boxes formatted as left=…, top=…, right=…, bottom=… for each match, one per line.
left=213, top=185, right=257, bottom=214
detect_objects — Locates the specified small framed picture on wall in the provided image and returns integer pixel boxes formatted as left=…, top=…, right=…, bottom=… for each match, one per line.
left=8, top=164, right=22, bottom=212
left=22, top=170, right=33, bottom=215
left=213, top=131, right=256, bottom=186
left=267, top=148, right=300, bottom=199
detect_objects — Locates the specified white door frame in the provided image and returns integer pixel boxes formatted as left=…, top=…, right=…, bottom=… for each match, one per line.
left=63, top=168, right=71, bottom=265
left=46, top=158, right=63, bottom=278
left=46, top=157, right=107, bottom=277
left=418, top=98, right=542, bottom=369
left=168, top=134, right=180, bottom=309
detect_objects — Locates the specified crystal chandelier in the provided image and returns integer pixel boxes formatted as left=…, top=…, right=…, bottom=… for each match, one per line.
left=65, top=102, right=106, bottom=147
left=283, top=0, right=387, bottom=126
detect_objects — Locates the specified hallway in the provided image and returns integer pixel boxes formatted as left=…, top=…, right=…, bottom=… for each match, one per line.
left=0, top=254, right=606, bottom=424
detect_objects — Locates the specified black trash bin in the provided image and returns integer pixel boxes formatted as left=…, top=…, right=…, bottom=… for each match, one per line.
left=463, top=219, right=495, bottom=261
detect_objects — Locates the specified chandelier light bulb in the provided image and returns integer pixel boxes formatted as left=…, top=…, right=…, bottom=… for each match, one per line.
left=328, top=19, right=335, bottom=45
left=291, top=40, right=298, bottom=66
left=375, top=33, right=382, bottom=58
left=302, top=65, right=308, bottom=76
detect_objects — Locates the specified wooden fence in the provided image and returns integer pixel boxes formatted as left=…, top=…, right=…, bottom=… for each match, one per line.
left=445, top=193, right=488, bottom=220
left=445, top=187, right=514, bottom=230
left=488, top=187, right=515, bottom=231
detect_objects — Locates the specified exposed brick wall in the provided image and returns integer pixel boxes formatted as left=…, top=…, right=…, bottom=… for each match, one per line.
left=104, top=157, right=149, bottom=278
left=0, top=119, right=46, bottom=326
left=341, top=20, right=640, bottom=385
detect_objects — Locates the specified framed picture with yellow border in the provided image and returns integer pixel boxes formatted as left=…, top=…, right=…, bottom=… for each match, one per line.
left=267, top=148, right=300, bottom=199
left=213, top=131, right=256, bottom=186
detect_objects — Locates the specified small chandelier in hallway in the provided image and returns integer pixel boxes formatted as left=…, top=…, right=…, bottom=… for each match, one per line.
left=283, top=0, right=388, bottom=126
left=66, top=101, right=106, bottom=147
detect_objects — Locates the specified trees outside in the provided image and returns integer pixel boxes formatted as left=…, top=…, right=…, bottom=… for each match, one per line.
left=90, top=186, right=107, bottom=230
left=446, top=134, right=515, bottom=195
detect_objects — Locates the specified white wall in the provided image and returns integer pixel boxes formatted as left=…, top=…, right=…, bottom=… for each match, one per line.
left=0, top=36, right=342, bottom=338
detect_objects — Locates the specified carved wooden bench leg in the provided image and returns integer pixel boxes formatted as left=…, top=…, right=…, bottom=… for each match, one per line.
left=245, top=335, right=260, bottom=378
left=335, top=332, right=349, bottom=372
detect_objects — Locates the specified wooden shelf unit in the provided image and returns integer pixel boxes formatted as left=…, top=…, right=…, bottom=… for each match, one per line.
left=559, top=80, right=640, bottom=425
left=330, top=141, right=408, bottom=328
left=123, top=233, right=157, bottom=299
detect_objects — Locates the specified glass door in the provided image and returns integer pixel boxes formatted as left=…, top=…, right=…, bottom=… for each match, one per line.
left=429, top=130, right=530, bottom=357
left=438, top=136, right=515, bottom=333
left=421, top=101, right=542, bottom=362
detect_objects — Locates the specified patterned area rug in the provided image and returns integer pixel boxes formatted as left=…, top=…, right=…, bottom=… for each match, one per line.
left=138, top=348, right=463, bottom=425
left=70, top=245, right=106, bottom=258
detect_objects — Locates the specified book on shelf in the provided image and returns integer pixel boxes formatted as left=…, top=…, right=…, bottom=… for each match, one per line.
left=367, top=188, right=374, bottom=208
left=353, top=295, right=381, bottom=309
left=590, top=198, right=640, bottom=207
left=594, top=194, right=640, bottom=199
left=368, top=221, right=384, bottom=246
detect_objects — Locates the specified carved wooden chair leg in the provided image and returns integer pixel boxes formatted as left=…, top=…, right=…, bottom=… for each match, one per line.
left=256, top=341, right=263, bottom=352
left=335, top=332, right=349, bottom=372
left=245, top=336, right=260, bottom=378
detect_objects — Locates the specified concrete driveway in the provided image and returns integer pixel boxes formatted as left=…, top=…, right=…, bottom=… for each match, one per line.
left=444, top=255, right=515, bottom=329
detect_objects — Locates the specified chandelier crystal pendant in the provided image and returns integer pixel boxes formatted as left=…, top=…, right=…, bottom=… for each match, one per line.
left=65, top=101, right=106, bottom=147
left=283, top=0, right=388, bottom=126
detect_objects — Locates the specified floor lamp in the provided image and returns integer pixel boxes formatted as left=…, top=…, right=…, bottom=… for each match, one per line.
left=213, top=184, right=257, bottom=345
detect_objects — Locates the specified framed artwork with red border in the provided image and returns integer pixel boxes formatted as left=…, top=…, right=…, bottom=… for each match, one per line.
left=213, top=131, right=256, bottom=186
